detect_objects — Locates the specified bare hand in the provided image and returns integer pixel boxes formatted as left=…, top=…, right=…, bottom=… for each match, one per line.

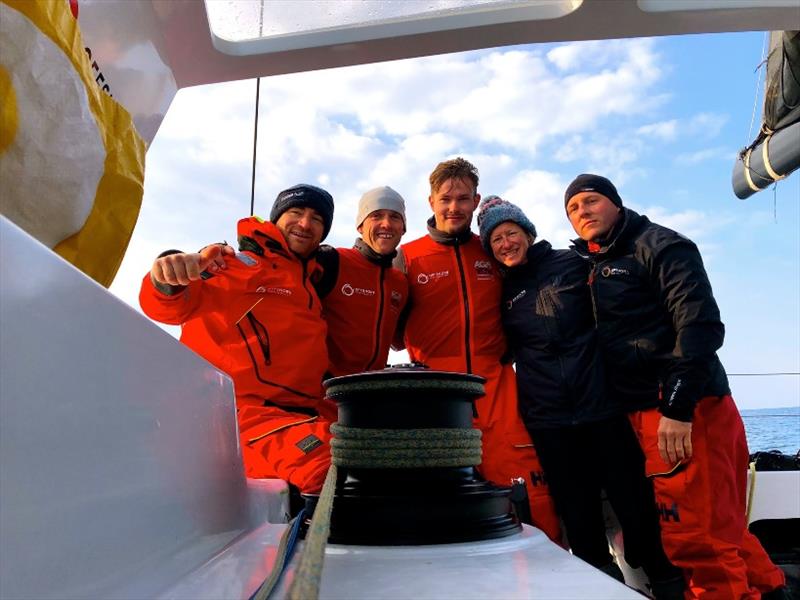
left=151, top=244, right=234, bottom=286
left=657, top=416, right=693, bottom=464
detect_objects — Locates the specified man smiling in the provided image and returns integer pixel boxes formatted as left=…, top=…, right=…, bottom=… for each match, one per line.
left=140, top=184, right=335, bottom=494
left=394, top=158, right=561, bottom=542
left=316, top=186, right=409, bottom=377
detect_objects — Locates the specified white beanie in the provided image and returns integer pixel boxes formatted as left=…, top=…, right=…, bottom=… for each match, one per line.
left=356, top=186, right=406, bottom=230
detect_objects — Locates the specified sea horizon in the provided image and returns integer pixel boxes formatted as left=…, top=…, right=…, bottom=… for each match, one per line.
left=740, top=405, right=799, bottom=454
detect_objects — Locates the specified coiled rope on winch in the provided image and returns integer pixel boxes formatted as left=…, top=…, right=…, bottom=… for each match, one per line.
left=285, top=424, right=483, bottom=600
left=330, top=424, right=482, bottom=468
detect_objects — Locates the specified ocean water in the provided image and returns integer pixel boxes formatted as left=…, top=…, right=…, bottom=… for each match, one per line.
left=740, top=406, right=800, bottom=455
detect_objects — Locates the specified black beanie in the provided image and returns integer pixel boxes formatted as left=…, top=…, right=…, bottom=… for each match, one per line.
left=564, top=174, right=623, bottom=210
left=269, top=184, right=335, bottom=240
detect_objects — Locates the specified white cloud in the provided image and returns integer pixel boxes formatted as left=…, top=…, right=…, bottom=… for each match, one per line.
left=687, top=112, right=729, bottom=138
left=637, top=120, right=678, bottom=141
left=110, top=37, right=743, bottom=323
left=635, top=112, right=729, bottom=147
left=112, top=38, right=673, bottom=310
left=546, top=39, right=658, bottom=73
left=500, top=170, right=574, bottom=247
left=104, top=33, right=800, bottom=415
left=674, top=146, right=734, bottom=166
left=637, top=206, right=725, bottom=241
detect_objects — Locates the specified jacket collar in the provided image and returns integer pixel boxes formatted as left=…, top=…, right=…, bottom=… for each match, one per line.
left=504, top=240, right=553, bottom=277
left=571, top=208, right=646, bottom=259
left=526, top=239, right=552, bottom=264
left=236, top=216, right=319, bottom=266
left=353, top=238, right=396, bottom=267
left=426, top=216, right=474, bottom=246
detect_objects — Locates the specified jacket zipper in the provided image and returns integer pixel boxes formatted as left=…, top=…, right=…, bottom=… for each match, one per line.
left=588, top=261, right=599, bottom=327
left=366, top=265, right=386, bottom=370
left=302, top=261, right=313, bottom=309
left=454, top=242, right=472, bottom=374
left=236, top=318, right=316, bottom=400
left=246, top=313, right=271, bottom=365
left=540, top=285, right=575, bottom=421
left=549, top=289, right=575, bottom=420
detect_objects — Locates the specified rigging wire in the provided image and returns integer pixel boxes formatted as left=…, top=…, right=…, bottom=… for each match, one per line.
left=250, top=79, right=260, bottom=217
left=249, top=0, right=265, bottom=217
left=729, top=372, right=799, bottom=419
left=746, top=31, right=769, bottom=146
left=727, top=372, right=799, bottom=377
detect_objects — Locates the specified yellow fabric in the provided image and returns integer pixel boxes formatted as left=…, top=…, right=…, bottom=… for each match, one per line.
left=0, top=66, right=17, bottom=155
left=2, top=0, right=145, bottom=287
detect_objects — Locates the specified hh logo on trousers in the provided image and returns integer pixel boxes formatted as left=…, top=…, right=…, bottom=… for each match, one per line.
left=657, top=501, right=681, bottom=522
left=529, top=470, right=548, bottom=487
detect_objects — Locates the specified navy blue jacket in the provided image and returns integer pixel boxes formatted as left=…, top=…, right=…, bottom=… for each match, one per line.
left=502, top=241, right=619, bottom=429
left=571, top=209, right=730, bottom=421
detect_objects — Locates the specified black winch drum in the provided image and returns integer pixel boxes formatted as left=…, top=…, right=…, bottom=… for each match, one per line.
left=302, top=366, right=522, bottom=545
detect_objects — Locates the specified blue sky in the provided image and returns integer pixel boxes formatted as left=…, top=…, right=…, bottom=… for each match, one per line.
left=110, top=31, right=800, bottom=409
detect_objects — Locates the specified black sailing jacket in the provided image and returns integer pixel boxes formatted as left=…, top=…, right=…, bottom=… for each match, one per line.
left=502, top=241, right=619, bottom=429
left=571, top=209, right=730, bottom=421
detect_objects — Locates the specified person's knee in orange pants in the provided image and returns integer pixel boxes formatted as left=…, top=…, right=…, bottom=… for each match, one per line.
left=241, top=410, right=333, bottom=493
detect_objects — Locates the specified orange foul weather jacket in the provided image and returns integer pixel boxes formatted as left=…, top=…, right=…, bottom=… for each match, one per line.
left=316, top=240, right=408, bottom=377
left=396, top=220, right=561, bottom=543
left=139, top=217, right=333, bottom=492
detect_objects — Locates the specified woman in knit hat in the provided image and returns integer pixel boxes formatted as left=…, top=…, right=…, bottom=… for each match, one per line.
left=477, top=197, right=684, bottom=599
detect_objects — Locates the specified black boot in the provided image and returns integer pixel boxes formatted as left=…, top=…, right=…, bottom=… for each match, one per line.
left=648, top=575, right=685, bottom=600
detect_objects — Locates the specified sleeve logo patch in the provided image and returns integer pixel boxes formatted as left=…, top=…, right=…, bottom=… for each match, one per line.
left=295, top=434, right=324, bottom=454
left=236, top=252, right=259, bottom=267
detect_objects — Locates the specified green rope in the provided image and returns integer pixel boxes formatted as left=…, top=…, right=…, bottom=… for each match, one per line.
left=287, top=465, right=338, bottom=600
left=285, top=424, right=482, bottom=599
left=325, top=378, right=485, bottom=399
left=331, top=424, right=481, bottom=468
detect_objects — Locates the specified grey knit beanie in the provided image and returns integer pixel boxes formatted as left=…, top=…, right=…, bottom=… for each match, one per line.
left=356, top=186, right=406, bottom=231
left=476, top=195, right=537, bottom=254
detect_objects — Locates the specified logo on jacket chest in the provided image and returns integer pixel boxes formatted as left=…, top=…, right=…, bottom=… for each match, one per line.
left=255, top=286, right=293, bottom=296
left=601, top=266, right=631, bottom=278
left=390, top=290, right=403, bottom=311
left=474, top=260, right=495, bottom=281
left=341, top=283, right=376, bottom=297
left=416, top=270, right=449, bottom=285
left=506, top=289, right=526, bottom=310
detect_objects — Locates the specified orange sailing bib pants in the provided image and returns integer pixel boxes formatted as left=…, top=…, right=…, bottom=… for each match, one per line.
left=629, top=396, right=785, bottom=599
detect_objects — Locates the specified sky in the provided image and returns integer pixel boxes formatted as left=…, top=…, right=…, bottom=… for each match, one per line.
left=110, top=31, right=800, bottom=410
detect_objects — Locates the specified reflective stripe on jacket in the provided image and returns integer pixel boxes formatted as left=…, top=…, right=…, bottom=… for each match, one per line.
left=139, top=217, right=329, bottom=416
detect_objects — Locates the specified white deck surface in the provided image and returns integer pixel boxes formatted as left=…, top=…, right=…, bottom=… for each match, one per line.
left=163, top=525, right=643, bottom=600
